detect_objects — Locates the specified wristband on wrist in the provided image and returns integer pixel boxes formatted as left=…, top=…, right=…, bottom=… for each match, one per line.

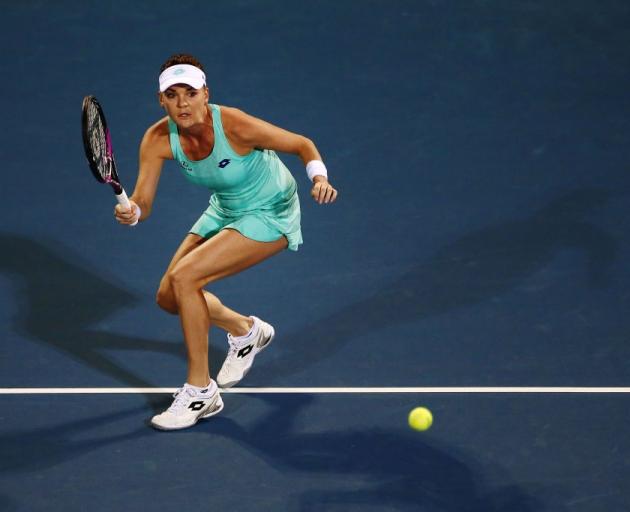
left=306, top=160, right=328, bottom=182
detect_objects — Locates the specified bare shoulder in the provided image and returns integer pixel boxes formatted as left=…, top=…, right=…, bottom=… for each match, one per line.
left=219, top=105, right=271, bottom=148
left=217, top=104, right=309, bottom=155
left=219, top=105, right=252, bottom=134
left=141, top=116, right=173, bottom=160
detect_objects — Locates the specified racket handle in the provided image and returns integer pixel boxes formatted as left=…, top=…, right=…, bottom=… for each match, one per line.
left=116, top=189, right=138, bottom=226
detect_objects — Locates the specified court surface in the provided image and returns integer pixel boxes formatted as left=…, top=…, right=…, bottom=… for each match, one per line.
left=1, top=1, right=630, bottom=511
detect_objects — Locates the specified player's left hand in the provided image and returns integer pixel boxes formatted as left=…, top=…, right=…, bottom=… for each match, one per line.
left=311, top=177, right=338, bottom=204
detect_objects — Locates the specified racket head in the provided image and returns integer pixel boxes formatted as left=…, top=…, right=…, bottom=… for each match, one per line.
left=81, top=95, right=123, bottom=194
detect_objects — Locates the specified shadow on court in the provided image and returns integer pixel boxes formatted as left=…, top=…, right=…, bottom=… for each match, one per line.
left=0, top=188, right=617, bottom=396
left=0, top=234, right=228, bottom=411
left=0, top=494, right=16, bottom=512
left=0, top=404, right=148, bottom=474
left=259, top=187, right=617, bottom=383
left=211, top=394, right=544, bottom=512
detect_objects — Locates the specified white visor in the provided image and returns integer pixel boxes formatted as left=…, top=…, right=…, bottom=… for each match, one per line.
left=159, top=64, right=206, bottom=92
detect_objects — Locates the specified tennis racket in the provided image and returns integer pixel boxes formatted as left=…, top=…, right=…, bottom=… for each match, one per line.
left=81, top=95, right=137, bottom=226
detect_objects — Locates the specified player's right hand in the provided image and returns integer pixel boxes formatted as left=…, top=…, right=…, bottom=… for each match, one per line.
left=114, top=201, right=140, bottom=225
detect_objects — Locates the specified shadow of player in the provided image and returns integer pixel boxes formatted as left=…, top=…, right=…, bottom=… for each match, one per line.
left=258, top=188, right=617, bottom=383
left=0, top=234, right=226, bottom=411
left=210, top=394, right=547, bottom=512
left=0, top=404, right=149, bottom=474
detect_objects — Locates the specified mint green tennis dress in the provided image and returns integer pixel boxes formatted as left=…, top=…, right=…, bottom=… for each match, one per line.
left=168, top=104, right=302, bottom=251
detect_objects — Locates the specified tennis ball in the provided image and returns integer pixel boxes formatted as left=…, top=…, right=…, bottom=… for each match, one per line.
left=408, top=406, right=433, bottom=431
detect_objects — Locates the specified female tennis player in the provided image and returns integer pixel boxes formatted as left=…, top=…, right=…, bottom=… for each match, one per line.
left=115, top=54, right=337, bottom=430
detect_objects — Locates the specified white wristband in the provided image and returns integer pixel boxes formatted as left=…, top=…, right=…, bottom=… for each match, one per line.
left=134, top=204, right=142, bottom=222
left=306, top=160, right=328, bottom=182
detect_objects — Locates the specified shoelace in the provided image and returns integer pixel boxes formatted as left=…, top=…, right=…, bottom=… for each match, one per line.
left=167, top=386, right=197, bottom=414
left=222, top=345, right=240, bottom=370
left=224, top=334, right=252, bottom=367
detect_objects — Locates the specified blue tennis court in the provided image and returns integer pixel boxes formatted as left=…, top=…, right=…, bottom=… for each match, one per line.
left=1, top=1, right=629, bottom=510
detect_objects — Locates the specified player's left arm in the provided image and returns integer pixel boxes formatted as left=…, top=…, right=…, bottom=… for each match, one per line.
left=223, top=107, right=338, bottom=204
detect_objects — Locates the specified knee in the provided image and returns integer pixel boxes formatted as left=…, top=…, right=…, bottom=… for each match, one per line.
left=156, top=278, right=178, bottom=315
left=168, top=264, right=200, bottom=296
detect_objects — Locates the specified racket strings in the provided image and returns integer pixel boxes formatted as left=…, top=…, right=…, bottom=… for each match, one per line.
left=86, top=104, right=113, bottom=182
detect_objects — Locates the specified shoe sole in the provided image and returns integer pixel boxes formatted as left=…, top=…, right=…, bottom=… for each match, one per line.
left=218, top=326, right=274, bottom=389
left=151, top=396, right=224, bottom=431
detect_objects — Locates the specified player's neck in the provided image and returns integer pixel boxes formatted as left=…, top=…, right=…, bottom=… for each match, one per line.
left=179, top=106, right=212, bottom=137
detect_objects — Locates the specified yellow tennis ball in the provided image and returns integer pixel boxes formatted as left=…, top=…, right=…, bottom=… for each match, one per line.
left=408, top=406, right=433, bottom=431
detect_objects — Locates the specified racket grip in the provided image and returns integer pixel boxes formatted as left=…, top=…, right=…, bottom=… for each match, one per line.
left=116, top=189, right=139, bottom=226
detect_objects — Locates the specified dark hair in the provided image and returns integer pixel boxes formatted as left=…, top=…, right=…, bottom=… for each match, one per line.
left=159, top=54, right=205, bottom=73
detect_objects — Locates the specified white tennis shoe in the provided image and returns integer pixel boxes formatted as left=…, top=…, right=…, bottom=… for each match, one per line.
left=217, top=316, right=275, bottom=388
left=151, top=380, right=224, bottom=431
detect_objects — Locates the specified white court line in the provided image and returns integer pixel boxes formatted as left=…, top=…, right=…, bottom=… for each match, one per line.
left=1, top=387, right=630, bottom=394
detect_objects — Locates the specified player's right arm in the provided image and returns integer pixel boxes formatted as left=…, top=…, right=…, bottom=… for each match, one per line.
left=115, top=118, right=172, bottom=224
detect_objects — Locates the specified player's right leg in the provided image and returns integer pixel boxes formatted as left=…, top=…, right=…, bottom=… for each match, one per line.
left=151, top=380, right=224, bottom=431
left=151, top=234, right=234, bottom=430
left=156, top=234, right=252, bottom=336
left=156, top=233, right=204, bottom=315
left=156, top=233, right=207, bottom=315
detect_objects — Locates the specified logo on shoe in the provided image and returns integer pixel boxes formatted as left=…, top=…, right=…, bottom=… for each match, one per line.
left=188, top=401, right=206, bottom=411
left=238, top=344, right=254, bottom=358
